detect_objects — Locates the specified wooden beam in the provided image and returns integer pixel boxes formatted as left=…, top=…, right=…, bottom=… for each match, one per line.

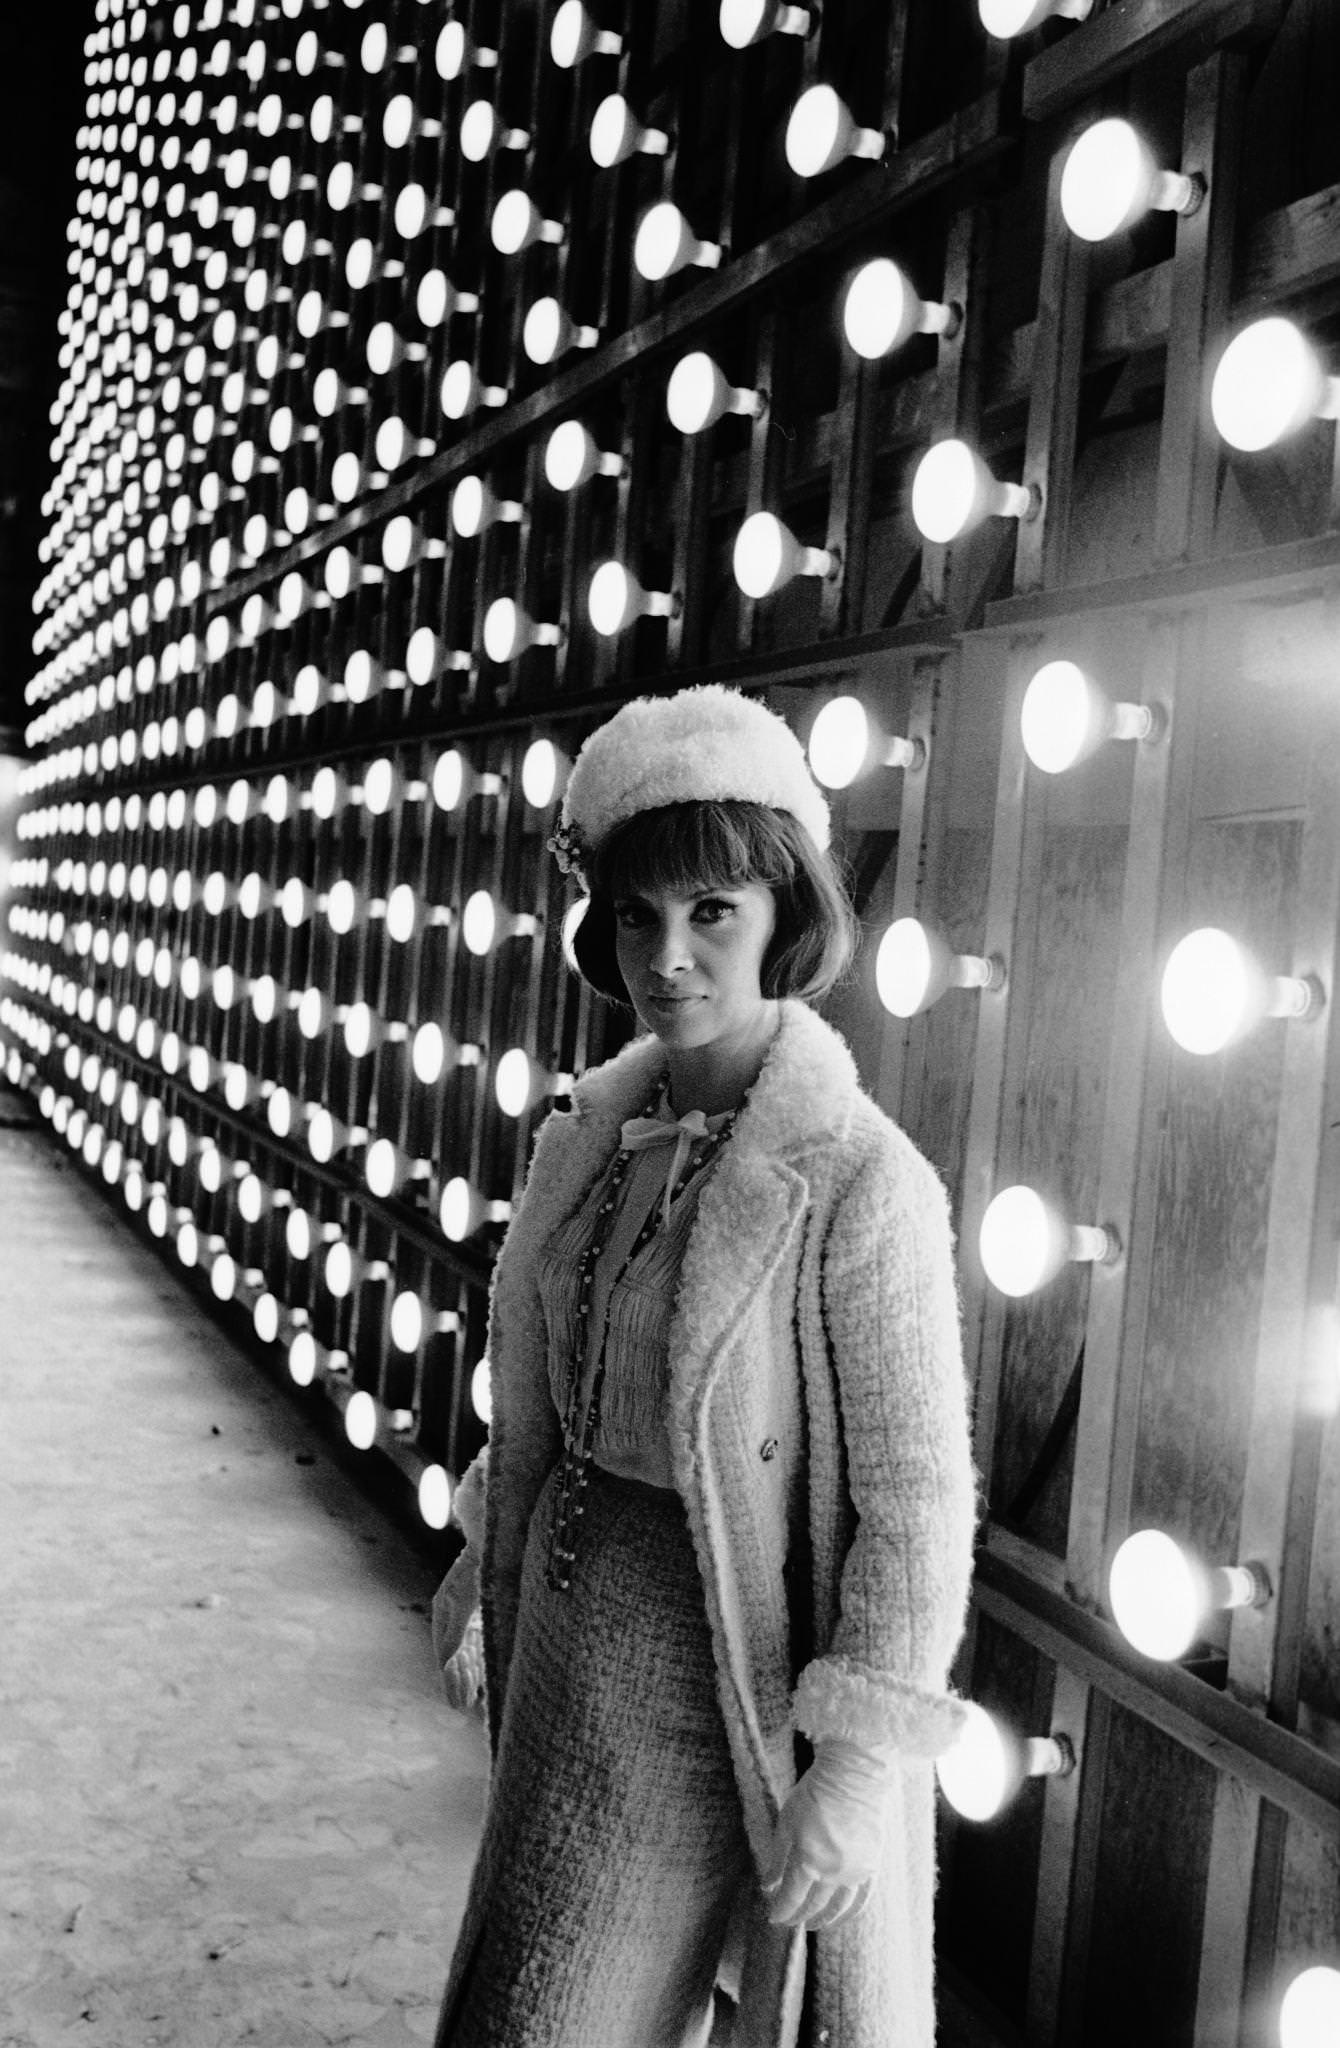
left=1023, top=0, right=1282, bottom=123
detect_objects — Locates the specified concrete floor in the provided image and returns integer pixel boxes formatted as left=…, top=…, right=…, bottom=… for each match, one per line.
left=0, top=1109, right=489, bottom=2048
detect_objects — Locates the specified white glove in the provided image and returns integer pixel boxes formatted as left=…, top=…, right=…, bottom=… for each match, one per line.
left=441, top=1607, right=486, bottom=1716
left=431, top=1448, right=490, bottom=1718
left=760, top=1738, right=892, bottom=1931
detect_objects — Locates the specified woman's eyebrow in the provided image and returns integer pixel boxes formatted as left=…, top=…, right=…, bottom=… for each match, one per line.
left=614, top=885, right=741, bottom=907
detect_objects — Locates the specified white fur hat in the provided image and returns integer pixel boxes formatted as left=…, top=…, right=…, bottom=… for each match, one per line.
left=549, top=684, right=831, bottom=881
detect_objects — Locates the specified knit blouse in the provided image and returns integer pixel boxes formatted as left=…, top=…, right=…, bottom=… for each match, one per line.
left=537, top=1086, right=732, bottom=1491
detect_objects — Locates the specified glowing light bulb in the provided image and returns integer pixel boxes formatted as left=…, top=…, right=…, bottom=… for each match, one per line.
left=1109, top=1530, right=1269, bottom=1662
left=979, top=1185, right=1116, bottom=1297
left=843, top=259, right=959, bottom=359
left=875, top=918, right=1001, bottom=1017
left=471, top=1357, right=493, bottom=1423
left=589, top=94, right=668, bottom=168
left=439, top=360, right=508, bottom=420
left=460, top=101, right=528, bottom=162
left=418, top=1465, right=453, bottom=1531
left=720, top=0, right=813, bottom=45
left=521, top=739, right=564, bottom=809
left=544, top=420, right=621, bottom=493
left=1280, top=1967, right=1340, bottom=2048
left=979, top=0, right=1092, bottom=32
left=451, top=474, right=522, bottom=538
left=808, top=696, right=923, bottom=788
left=732, top=511, right=837, bottom=598
left=1160, top=928, right=1318, bottom=1055
left=490, top=189, right=563, bottom=256
left=523, top=297, right=600, bottom=365
left=495, top=1048, right=536, bottom=1117
left=785, top=85, right=887, bottom=178
left=911, top=439, right=1037, bottom=544
left=935, top=1703, right=1074, bottom=1822
left=412, top=1022, right=446, bottom=1084
left=462, top=890, right=497, bottom=956
left=666, top=352, right=765, bottom=434
left=587, top=560, right=677, bottom=635
left=390, top=1291, right=423, bottom=1352
left=345, top=1390, right=378, bottom=1451
left=634, top=202, right=721, bottom=282
left=551, top=2, right=622, bottom=65
left=483, top=598, right=562, bottom=663
left=1059, top=118, right=1202, bottom=243
left=1210, top=317, right=1340, bottom=454
left=1020, top=660, right=1160, bottom=774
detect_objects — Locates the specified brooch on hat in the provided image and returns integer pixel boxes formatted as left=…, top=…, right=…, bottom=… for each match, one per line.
left=546, top=816, right=590, bottom=882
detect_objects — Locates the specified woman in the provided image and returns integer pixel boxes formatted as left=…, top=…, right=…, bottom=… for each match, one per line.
left=432, top=683, right=977, bottom=2048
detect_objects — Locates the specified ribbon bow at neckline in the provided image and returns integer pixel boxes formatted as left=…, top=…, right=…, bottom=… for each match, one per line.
left=619, top=1104, right=714, bottom=1227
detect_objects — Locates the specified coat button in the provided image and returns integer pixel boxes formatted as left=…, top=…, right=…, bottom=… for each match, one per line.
left=760, top=1438, right=778, bottom=1461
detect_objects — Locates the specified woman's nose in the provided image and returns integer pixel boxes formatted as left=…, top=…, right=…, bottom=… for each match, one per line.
left=649, top=919, right=695, bottom=976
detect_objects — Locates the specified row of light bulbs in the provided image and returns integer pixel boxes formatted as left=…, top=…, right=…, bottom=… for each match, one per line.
left=33, top=292, right=1335, bottom=734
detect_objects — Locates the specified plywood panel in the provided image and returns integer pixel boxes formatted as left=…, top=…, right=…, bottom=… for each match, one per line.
left=1081, top=1704, right=1218, bottom=2048
left=1132, top=819, right=1300, bottom=1577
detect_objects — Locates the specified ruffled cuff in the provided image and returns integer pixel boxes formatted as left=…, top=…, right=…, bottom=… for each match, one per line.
left=452, top=1444, right=489, bottom=1550
left=793, top=1654, right=967, bottom=1759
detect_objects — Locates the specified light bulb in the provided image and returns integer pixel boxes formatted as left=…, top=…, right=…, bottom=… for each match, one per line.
left=935, top=1702, right=1074, bottom=1821
left=439, top=361, right=508, bottom=419
left=732, top=511, right=837, bottom=598
left=491, top=190, right=564, bottom=256
left=412, top=1023, right=446, bottom=1084
left=471, top=1357, right=493, bottom=1423
left=550, top=2, right=622, bottom=66
left=666, top=351, right=765, bottom=434
left=418, top=1465, right=453, bottom=1531
left=544, top=419, right=622, bottom=492
left=785, top=85, right=887, bottom=179
left=483, top=598, right=562, bottom=663
left=521, top=739, right=564, bottom=809
left=720, top=0, right=813, bottom=45
left=390, top=1290, right=423, bottom=1352
left=416, top=270, right=480, bottom=327
left=436, top=21, right=497, bottom=81
left=523, top=297, right=600, bottom=365
left=1059, top=118, right=1202, bottom=243
left=496, top=1048, right=537, bottom=1117
left=1210, top=317, right=1340, bottom=454
left=589, top=94, right=668, bottom=168
left=1020, top=660, right=1159, bottom=774
left=1160, top=928, right=1318, bottom=1055
left=1109, top=1530, right=1269, bottom=1662
left=1280, top=1967, right=1340, bottom=2048
left=451, top=474, right=522, bottom=538
left=875, top=918, right=1001, bottom=1017
left=911, top=439, right=1037, bottom=544
left=843, top=258, right=958, bottom=359
left=345, top=1390, right=378, bottom=1451
left=979, top=0, right=1093, bottom=33
left=460, top=101, right=528, bottom=162
left=979, top=1185, right=1116, bottom=1297
left=634, top=202, right=721, bottom=281
left=808, top=695, right=923, bottom=788
left=588, top=560, right=677, bottom=636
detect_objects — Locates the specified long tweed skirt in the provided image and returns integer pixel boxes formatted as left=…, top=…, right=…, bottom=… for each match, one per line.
left=439, top=1461, right=752, bottom=2048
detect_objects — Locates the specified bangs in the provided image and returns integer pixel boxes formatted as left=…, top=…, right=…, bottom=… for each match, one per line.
left=591, top=801, right=800, bottom=901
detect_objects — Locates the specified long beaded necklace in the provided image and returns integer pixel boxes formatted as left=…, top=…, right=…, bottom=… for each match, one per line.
left=545, top=1085, right=739, bottom=1592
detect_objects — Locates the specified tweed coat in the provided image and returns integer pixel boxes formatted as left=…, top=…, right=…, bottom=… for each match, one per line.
left=460, top=996, right=977, bottom=2048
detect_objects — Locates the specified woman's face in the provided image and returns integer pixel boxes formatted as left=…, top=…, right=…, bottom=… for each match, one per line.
left=613, top=880, right=778, bottom=1050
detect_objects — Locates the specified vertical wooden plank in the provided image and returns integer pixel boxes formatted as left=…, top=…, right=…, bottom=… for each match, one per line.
left=954, top=635, right=1048, bottom=1466
left=820, top=348, right=876, bottom=639
left=918, top=205, right=990, bottom=617
left=1014, top=129, right=1090, bottom=596
left=1153, top=53, right=1246, bottom=566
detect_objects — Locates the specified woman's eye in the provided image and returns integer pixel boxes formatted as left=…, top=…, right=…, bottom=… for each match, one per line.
left=695, top=900, right=734, bottom=922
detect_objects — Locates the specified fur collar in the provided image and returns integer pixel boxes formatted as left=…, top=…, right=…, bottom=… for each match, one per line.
left=568, top=998, right=862, bottom=1159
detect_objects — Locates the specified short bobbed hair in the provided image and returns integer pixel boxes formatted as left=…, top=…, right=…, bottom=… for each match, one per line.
left=570, top=799, right=859, bottom=1009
